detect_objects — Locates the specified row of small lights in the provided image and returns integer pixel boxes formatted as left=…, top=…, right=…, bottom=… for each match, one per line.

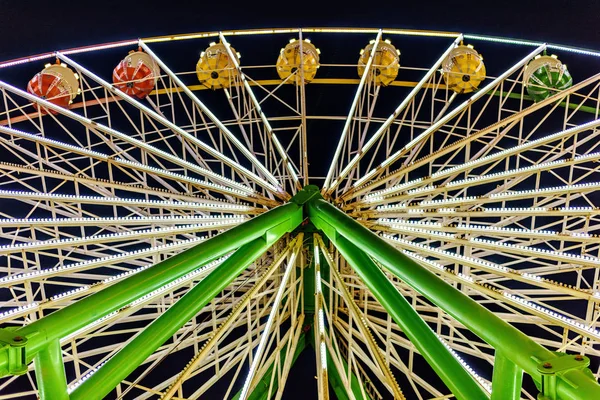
left=0, top=236, right=205, bottom=284
left=430, top=121, right=600, bottom=179
left=67, top=361, right=107, bottom=394
left=1, top=125, right=256, bottom=199
left=378, top=218, right=592, bottom=239
left=447, top=152, right=600, bottom=188
left=130, top=256, right=229, bottom=307
left=375, top=182, right=599, bottom=211
left=364, top=129, right=600, bottom=203
left=1, top=265, right=157, bottom=323
left=503, top=293, right=600, bottom=339
left=469, top=237, right=598, bottom=263
left=0, top=214, right=247, bottom=226
left=404, top=250, right=600, bottom=341
left=0, top=190, right=252, bottom=211
left=114, top=157, right=255, bottom=197
left=382, top=233, right=511, bottom=274
left=435, top=333, right=492, bottom=394
left=0, top=220, right=241, bottom=253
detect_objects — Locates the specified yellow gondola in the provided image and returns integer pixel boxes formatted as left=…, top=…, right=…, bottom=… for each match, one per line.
left=357, top=39, right=400, bottom=87
left=442, top=44, right=486, bottom=94
left=196, top=42, right=240, bottom=90
left=276, top=38, right=320, bottom=85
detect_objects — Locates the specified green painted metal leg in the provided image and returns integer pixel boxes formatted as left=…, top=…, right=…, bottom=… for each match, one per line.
left=70, top=237, right=276, bottom=400
left=33, top=339, right=68, bottom=400
left=491, top=350, right=523, bottom=400
left=0, top=202, right=302, bottom=376
left=306, top=197, right=600, bottom=400
left=331, top=235, right=488, bottom=400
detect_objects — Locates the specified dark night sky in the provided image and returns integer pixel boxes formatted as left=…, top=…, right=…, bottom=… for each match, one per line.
left=1, top=0, right=600, bottom=61
left=1, top=1, right=600, bottom=399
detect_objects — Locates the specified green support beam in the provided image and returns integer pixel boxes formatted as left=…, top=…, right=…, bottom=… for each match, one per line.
left=491, top=350, right=523, bottom=400
left=71, top=237, right=277, bottom=400
left=329, top=234, right=488, bottom=399
left=0, top=202, right=303, bottom=378
left=306, top=195, right=600, bottom=400
left=33, top=339, right=68, bottom=400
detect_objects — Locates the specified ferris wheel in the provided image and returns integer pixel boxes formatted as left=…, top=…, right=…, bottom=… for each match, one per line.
left=0, top=27, right=599, bottom=400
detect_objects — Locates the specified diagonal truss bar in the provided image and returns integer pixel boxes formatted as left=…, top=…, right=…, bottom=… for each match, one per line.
left=161, top=236, right=301, bottom=399
left=315, top=234, right=486, bottom=399
left=0, top=81, right=261, bottom=200
left=137, top=41, right=286, bottom=197
left=325, top=35, right=463, bottom=194
left=305, top=193, right=600, bottom=400
left=358, top=118, right=600, bottom=205
left=0, top=124, right=269, bottom=204
left=238, top=239, right=301, bottom=400
left=70, top=236, right=278, bottom=400
left=323, top=30, right=382, bottom=191
left=345, top=43, right=547, bottom=196
left=0, top=201, right=303, bottom=378
left=219, top=33, right=301, bottom=192
left=315, top=236, right=407, bottom=399
left=56, top=52, right=283, bottom=198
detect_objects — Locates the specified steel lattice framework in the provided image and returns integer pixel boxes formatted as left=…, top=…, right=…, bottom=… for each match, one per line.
left=0, top=27, right=599, bottom=400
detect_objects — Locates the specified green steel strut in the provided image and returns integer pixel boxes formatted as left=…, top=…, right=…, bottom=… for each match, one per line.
left=306, top=194, right=600, bottom=400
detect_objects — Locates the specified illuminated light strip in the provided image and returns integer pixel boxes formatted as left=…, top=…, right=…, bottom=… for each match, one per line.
left=0, top=302, right=39, bottom=321
left=136, top=43, right=283, bottom=195
left=358, top=115, right=600, bottom=203
left=0, top=125, right=256, bottom=198
left=383, top=233, right=509, bottom=274
left=469, top=237, right=599, bottom=264
left=435, top=333, right=492, bottom=394
left=112, top=157, right=255, bottom=197
left=0, top=221, right=240, bottom=254
left=370, top=206, right=600, bottom=218
left=239, top=251, right=298, bottom=400
left=63, top=256, right=229, bottom=344
left=0, top=81, right=256, bottom=196
left=377, top=219, right=593, bottom=241
left=0, top=29, right=598, bottom=71
left=129, top=256, right=228, bottom=307
left=383, top=231, right=599, bottom=270
left=366, top=178, right=425, bottom=201
left=431, top=121, right=600, bottom=180
left=0, top=237, right=204, bottom=285
left=60, top=41, right=139, bottom=55
left=1, top=266, right=154, bottom=324
left=0, top=190, right=252, bottom=211
left=488, top=182, right=600, bottom=199
left=446, top=153, right=600, bottom=188
left=503, top=293, right=600, bottom=338
left=374, top=182, right=600, bottom=211
left=50, top=286, right=91, bottom=302
left=67, top=361, right=107, bottom=394
left=0, top=215, right=247, bottom=227
left=465, top=34, right=600, bottom=57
